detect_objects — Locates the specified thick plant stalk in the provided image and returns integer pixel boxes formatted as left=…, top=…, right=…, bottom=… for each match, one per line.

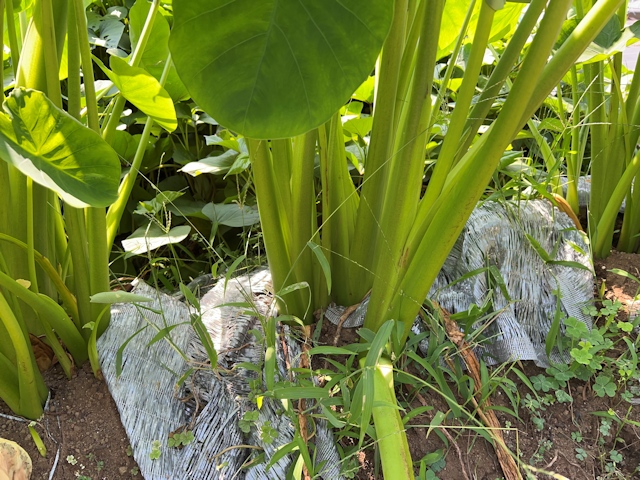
left=63, top=4, right=92, bottom=332
left=617, top=62, right=640, bottom=252
left=64, top=207, right=92, bottom=332
left=248, top=139, right=308, bottom=320
left=394, top=0, right=426, bottom=130
left=270, top=140, right=294, bottom=225
left=0, top=269, right=87, bottom=363
left=5, top=0, right=20, bottom=71
left=586, top=64, right=610, bottom=242
left=25, top=178, right=39, bottom=294
left=349, top=0, right=408, bottom=300
left=318, top=114, right=358, bottom=306
left=71, top=0, right=112, bottom=331
left=429, top=0, right=476, bottom=133
left=521, top=0, right=625, bottom=131
left=566, top=66, right=583, bottom=213
left=0, top=234, right=79, bottom=323
left=594, top=149, right=640, bottom=255
left=390, top=0, right=576, bottom=345
left=0, top=291, right=44, bottom=419
left=365, top=0, right=444, bottom=334
left=0, top=163, right=9, bottom=264
left=420, top=0, right=495, bottom=210
left=360, top=356, right=414, bottom=480
left=0, top=352, right=20, bottom=413
left=66, top=2, right=81, bottom=119
left=459, top=0, right=546, bottom=156
left=7, top=0, right=68, bottom=326
left=290, top=130, right=326, bottom=309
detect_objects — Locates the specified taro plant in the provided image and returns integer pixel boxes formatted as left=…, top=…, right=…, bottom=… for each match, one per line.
left=583, top=11, right=640, bottom=258
left=549, top=3, right=640, bottom=257
left=169, top=0, right=623, bottom=477
left=0, top=0, right=178, bottom=419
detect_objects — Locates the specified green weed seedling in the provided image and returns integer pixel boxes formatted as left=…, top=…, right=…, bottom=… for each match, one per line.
left=85, top=452, right=104, bottom=472
left=238, top=410, right=259, bottom=434
left=417, top=450, right=446, bottom=480
left=149, top=440, right=162, bottom=460
left=259, top=421, right=278, bottom=444
left=168, top=430, right=194, bottom=448
left=538, top=294, right=640, bottom=406
left=28, top=421, right=46, bottom=457
left=530, top=439, right=553, bottom=465
left=575, top=448, right=588, bottom=461
left=521, top=393, right=553, bottom=431
left=339, top=450, right=361, bottom=479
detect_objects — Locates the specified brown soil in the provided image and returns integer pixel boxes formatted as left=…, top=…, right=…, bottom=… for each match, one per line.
left=1, top=251, right=639, bottom=480
left=0, top=363, right=140, bottom=479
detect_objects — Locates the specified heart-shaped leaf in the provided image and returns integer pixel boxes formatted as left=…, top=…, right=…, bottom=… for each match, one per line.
left=0, top=88, right=120, bottom=208
left=202, top=203, right=260, bottom=227
left=180, top=150, right=239, bottom=177
left=95, top=56, right=177, bottom=132
left=122, top=224, right=191, bottom=254
left=170, top=0, right=393, bottom=139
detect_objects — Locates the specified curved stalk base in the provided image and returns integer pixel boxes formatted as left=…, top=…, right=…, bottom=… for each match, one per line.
left=360, top=356, right=414, bottom=480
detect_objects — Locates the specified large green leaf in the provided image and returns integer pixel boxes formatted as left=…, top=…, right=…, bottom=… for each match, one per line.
left=556, top=16, right=639, bottom=64
left=129, top=0, right=189, bottom=102
left=87, top=10, right=125, bottom=50
left=202, top=203, right=260, bottom=227
left=179, top=150, right=239, bottom=177
left=438, top=0, right=524, bottom=60
left=95, top=56, right=177, bottom=132
left=0, top=88, right=119, bottom=208
left=170, top=0, right=393, bottom=139
left=121, top=224, right=191, bottom=254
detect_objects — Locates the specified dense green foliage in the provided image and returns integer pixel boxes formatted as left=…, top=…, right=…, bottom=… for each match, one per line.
left=0, top=1, right=639, bottom=478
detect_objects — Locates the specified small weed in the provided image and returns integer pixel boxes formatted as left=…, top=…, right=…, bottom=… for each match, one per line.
left=238, top=410, right=259, bottom=434
left=85, top=453, right=103, bottom=472
left=131, top=466, right=139, bottom=476
left=599, top=419, right=612, bottom=438
left=530, top=439, right=553, bottom=465
left=149, top=440, right=162, bottom=460
left=259, top=421, right=278, bottom=444
left=66, top=455, right=77, bottom=465
left=571, top=431, right=583, bottom=442
left=168, top=430, right=194, bottom=448
left=417, top=450, right=446, bottom=479
left=575, top=448, right=588, bottom=461
left=593, top=374, right=616, bottom=398
left=126, top=445, right=133, bottom=457
left=340, top=454, right=360, bottom=479
left=521, top=394, right=552, bottom=431
left=555, top=389, right=572, bottom=403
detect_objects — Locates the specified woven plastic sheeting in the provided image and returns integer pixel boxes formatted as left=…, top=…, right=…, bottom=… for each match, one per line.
left=326, top=200, right=594, bottom=367
left=181, top=268, right=343, bottom=480
left=98, top=281, right=191, bottom=479
left=99, top=272, right=344, bottom=480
